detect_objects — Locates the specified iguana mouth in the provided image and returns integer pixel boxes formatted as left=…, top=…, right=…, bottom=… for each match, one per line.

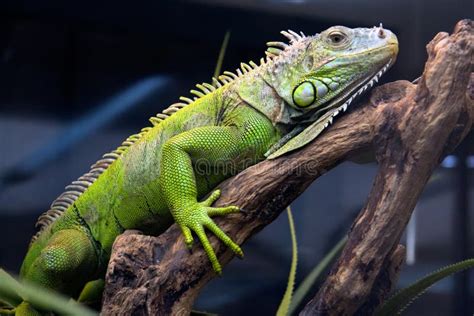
left=310, top=59, right=392, bottom=127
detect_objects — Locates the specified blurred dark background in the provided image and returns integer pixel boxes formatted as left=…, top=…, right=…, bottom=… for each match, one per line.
left=0, top=0, right=472, bottom=315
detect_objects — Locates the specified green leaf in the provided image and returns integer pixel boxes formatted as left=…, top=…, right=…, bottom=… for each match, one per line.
left=0, top=269, right=97, bottom=316
left=0, top=270, right=22, bottom=308
left=213, top=31, right=231, bottom=79
left=288, top=236, right=347, bottom=315
left=375, top=258, right=474, bottom=315
left=276, top=206, right=298, bottom=316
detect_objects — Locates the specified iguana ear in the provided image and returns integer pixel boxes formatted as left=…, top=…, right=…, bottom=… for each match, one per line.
left=265, top=107, right=338, bottom=159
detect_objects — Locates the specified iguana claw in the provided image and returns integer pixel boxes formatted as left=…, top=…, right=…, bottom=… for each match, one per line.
left=176, top=189, right=243, bottom=274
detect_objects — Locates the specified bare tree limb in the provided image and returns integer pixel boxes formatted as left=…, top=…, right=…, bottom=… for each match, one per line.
left=102, top=20, right=473, bottom=316
left=354, top=245, right=406, bottom=316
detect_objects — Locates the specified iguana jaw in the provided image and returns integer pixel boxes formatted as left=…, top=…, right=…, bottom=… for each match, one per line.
left=311, top=60, right=393, bottom=127
left=309, top=58, right=393, bottom=125
left=264, top=59, right=394, bottom=159
left=264, top=50, right=395, bottom=160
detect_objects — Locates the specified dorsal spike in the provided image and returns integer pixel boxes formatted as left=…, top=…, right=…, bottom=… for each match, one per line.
left=169, top=103, right=182, bottom=109
left=55, top=196, right=74, bottom=204
left=103, top=152, right=119, bottom=159
left=266, top=41, right=288, bottom=49
left=266, top=47, right=281, bottom=55
left=249, top=61, right=258, bottom=69
left=155, top=113, right=168, bottom=120
left=219, top=75, right=232, bottom=83
left=72, top=180, right=92, bottom=187
left=288, top=30, right=302, bottom=40
left=260, top=57, right=266, bottom=65
left=163, top=107, right=179, bottom=115
left=281, top=30, right=298, bottom=43
left=65, top=184, right=87, bottom=192
left=127, top=134, right=140, bottom=141
left=149, top=117, right=162, bottom=125
left=240, top=62, right=253, bottom=73
left=91, top=160, right=110, bottom=169
left=240, top=63, right=253, bottom=71
left=179, top=96, right=194, bottom=104
left=190, top=89, right=205, bottom=98
left=51, top=201, right=67, bottom=208
left=51, top=199, right=70, bottom=207
left=212, top=77, right=222, bottom=88
left=64, top=191, right=81, bottom=198
left=223, top=71, right=238, bottom=79
left=236, top=69, right=243, bottom=76
left=265, top=51, right=277, bottom=59
left=77, top=176, right=95, bottom=183
left=202, top=82, right=216, bottom=91
left=196, top=84, right=211, bottom=94
left=90, top=167, right=106, bottom=174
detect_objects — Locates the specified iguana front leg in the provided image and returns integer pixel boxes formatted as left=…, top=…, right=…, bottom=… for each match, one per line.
left=161, top=125, right=262, bottom=274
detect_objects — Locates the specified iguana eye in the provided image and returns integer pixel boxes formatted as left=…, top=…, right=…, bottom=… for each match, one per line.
left=327, top=31, right=349, bottom=47
left=293, top=81, right=315, bottom=108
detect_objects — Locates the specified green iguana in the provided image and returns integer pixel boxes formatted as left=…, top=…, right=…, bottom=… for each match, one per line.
left=7, top=25, right=398, bottom=314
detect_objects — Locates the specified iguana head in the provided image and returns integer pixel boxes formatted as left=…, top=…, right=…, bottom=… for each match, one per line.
left=264, top=24, right=398, bottom=158
left=268, top=24, right=398, bottom=114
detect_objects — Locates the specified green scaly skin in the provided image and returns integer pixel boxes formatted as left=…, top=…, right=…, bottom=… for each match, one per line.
left=9, top=25, right=398, bottom=314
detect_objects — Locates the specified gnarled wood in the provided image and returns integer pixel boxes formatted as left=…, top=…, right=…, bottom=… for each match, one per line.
left=302, top=19, right=473, bottom=315
left=102, top=20, right=473, bottom=316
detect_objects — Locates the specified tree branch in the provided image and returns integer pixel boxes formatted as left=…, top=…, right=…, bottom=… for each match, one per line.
left=102, top=20, right=473, bottom=316
left=301, top=19, right=473, bottom=315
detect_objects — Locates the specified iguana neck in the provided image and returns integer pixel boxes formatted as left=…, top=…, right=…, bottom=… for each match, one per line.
left=233, top=53, right=305, bottom=129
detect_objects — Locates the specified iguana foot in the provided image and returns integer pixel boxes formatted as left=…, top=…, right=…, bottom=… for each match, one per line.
left=176, top=189, right=243, bottom=274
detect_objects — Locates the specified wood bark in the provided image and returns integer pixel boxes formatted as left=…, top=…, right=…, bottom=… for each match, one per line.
left=102, top=20, right=473, bottom=315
